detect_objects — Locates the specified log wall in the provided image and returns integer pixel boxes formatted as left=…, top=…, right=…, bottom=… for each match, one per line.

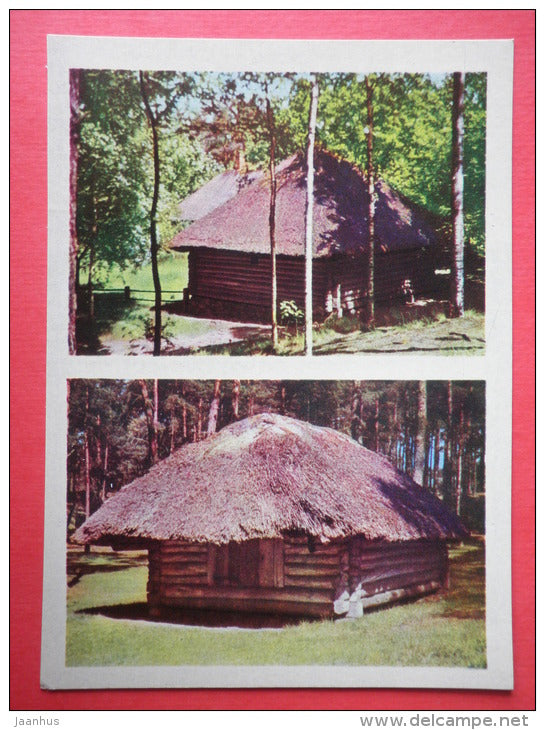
left=147, top=537, right=449, bottom=619
left=147, top=537, right=342, bottom=618
left=185, top=247, right=445, bottom=324
left=187, top=249, right=328, bottom=323
left=334, top=538, right=448, bottom=618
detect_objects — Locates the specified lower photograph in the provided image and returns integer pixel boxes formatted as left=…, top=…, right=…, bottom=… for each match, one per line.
left=65, top=379, right=486, bottom=674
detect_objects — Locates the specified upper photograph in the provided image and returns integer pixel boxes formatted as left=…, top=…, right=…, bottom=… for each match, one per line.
left=69, top=70, right=486, bottom=357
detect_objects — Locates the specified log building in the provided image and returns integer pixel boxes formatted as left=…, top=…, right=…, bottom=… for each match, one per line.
left=74, top=414, right=467, bottom=620
left=171, top=151, right=448, bottom=323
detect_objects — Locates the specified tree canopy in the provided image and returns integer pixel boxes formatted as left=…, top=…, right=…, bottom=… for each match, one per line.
left=75, top=69, right=486, bottom=274
left=67, top=379, right=485, bottom=537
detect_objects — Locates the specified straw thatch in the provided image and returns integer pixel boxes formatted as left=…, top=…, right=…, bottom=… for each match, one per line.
left=171, top=150, right=444, bottom=258
left=178, top=168, right=262, bottom=222
left=74, top=414, right=467, bottom=547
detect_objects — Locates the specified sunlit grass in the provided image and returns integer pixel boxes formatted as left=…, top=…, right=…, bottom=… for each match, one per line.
left=66, top=540, right=486, bottom=668
left=92, top=251, right=188, bottom=303
left=312, top=310, right=485, bottom=356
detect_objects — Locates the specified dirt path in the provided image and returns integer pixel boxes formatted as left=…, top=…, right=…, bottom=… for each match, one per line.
left=99, top=315, right=270, bottom=356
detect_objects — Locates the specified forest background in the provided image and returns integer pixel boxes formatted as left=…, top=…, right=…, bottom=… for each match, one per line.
left=71, top=70, right=486, bottom=354
left=67, top=379, right=485, bottom=538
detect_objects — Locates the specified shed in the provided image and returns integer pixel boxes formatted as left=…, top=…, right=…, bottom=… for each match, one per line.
left=171, top=150, right=448, bottom=323
left=74, top=413, right=467, bottom=620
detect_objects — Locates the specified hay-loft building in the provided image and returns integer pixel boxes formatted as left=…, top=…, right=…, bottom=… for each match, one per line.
left=75, top=413, right=467, bottom=620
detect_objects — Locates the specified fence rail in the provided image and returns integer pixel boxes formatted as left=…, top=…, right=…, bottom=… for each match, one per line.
left=84, top=286, right=187, bottom=304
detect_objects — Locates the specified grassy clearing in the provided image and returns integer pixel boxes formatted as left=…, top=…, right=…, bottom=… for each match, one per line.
left=66, top=540, right=485, bottom=668
left=92, top=252, right=188, bottom=303
left=78, top=253, right=190, bottom=353
left=198, top=329, right=306, bottom=357
left=188, top=311, right=485, bottom=357
left=312, top=311, right=485, bottom=356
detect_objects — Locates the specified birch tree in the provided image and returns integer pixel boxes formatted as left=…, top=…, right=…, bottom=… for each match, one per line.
left=68, top=69, right=81, bottom=355
left=450, top=72, right=465, bottom=318
left=361, top=75, right=376, bottom=331
left=304, top=75, right=319, bottom=356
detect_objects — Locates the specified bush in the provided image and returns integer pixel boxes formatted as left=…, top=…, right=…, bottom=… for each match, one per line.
left=280, top=300, right=304, bottom=333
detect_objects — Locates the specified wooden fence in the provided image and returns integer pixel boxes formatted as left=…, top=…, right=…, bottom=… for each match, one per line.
left=88, top=286, right=188, bottom=304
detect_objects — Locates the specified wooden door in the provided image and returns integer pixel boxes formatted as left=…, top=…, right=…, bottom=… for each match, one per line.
left=212, top=539, right=284, bottom=588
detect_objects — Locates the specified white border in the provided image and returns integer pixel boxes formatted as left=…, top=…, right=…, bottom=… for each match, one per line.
left=42, top=36, right=513, bottom=690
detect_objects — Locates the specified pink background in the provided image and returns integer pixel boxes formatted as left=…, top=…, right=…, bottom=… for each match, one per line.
left=10, top=10, right=535, bottom=711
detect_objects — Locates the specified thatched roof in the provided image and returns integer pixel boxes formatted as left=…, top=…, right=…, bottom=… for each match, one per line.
left=178, top=168, right=262, bottom=221
left=171, top=150, right=444, bottom=258
left=74, top=414, right=467, bottom=547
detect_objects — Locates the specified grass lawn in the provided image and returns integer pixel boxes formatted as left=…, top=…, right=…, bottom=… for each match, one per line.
left=93, top=251, right=188, bottom=303
left=176, top=311, right=485, bottom=357
left=311, top=310, right=485, bottom=356
left=66, top=539, right=485, bottom=668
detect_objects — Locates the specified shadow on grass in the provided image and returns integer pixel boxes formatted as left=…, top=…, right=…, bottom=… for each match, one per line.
left=423, top=538, right=486, bottom=621
left=77, top=294, right=147, bottom=354
left=77, top=603, right=310, bottom=630
left=67, top=551, right=148, bottom=586
left=314, top=340, right=483, bottom=355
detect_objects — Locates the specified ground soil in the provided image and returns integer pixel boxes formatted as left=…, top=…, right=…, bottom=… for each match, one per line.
left=99, top=316, right=270, bottom=355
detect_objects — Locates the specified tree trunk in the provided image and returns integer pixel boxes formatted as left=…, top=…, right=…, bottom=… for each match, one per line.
left=455, top=404, right=465, bottom=515
left=433, top=428, right=441, bottom=495
left=139, top=379, right=159, bottom=465
left=231, top=380, right=240, bottom=421
left=350, top=384, right=361, bottom=442
left=374, top=394, right=380, bottom=452
left=181, top=382, right=188, bottom=441
left=87, top=240, right=95, bottom=321
left=139, top=71, right=163, bottom=356
left=153, top=379, right=159, bottom=441
left=101, top=444, right=108, bottom=502
left=207, top=380, right=221, bottom=436
left=304, top=75, right=319, bottom=356
left=197, top=398, right=203, bottom=441
left=170, top=413, right=177, bottom=454
left=361, top=76, right=376, bottom=331
left=95, top=413, right=104, bottom=499
left=443, top=381, right=454, bottom=506
left=413, top=381, right=427, bottom=486
left=68, top=69, right=80, bottom=355
left=450, top=72, right=465, bottom=318
left=84, top=386, right=91, bottom=554
left=266, top=96, right=278, bottom=351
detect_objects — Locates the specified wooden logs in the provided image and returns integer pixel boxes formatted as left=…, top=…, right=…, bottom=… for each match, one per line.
left=146, top=536, right=450, bottom=619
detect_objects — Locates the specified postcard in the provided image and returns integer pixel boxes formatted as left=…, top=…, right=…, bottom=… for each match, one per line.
left=41, top=35, right=513, bottom=690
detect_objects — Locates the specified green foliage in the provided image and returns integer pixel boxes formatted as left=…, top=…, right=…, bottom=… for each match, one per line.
left=77, top=71, right=149, bottom=271
left=150, top=99, right=220, bottom=248
left=280, top=300, right=304, bottom=328
left=463, top=73, right=487, bottom=254
left=285, top=72, right=486, bottom=253
left=76, top=70, right=218, bottom=280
